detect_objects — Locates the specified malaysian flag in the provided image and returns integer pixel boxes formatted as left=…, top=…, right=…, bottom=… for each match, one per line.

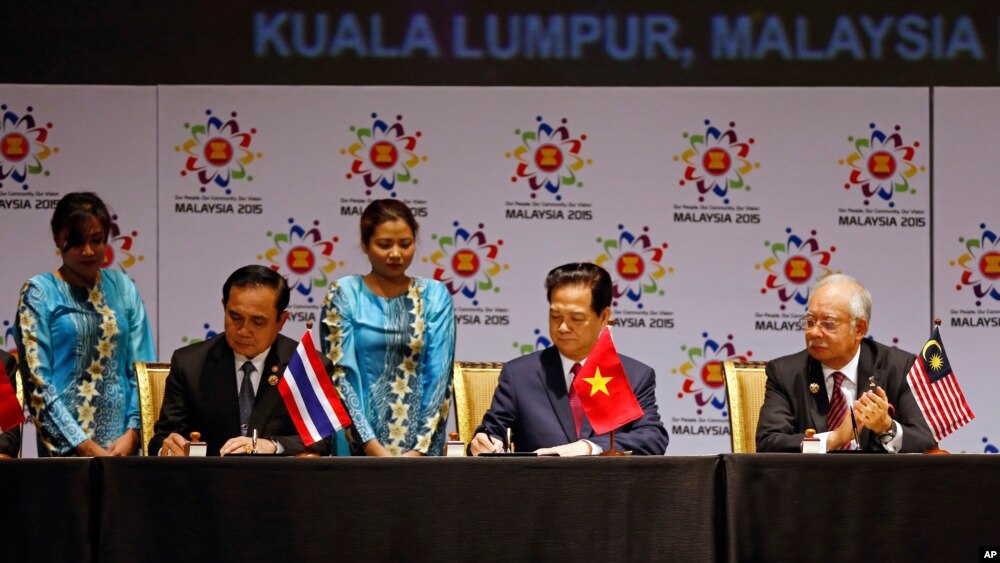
left=278, top=329, right=352, bottom=446
left=906, top=324, right=974, bottom=442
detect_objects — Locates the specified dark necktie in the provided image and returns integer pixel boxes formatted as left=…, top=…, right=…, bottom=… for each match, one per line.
left=568, top=362, right=583, bottom=439
left=827, top=371, right=850, bottom=449
left=239, top=361, right=255, bottom=436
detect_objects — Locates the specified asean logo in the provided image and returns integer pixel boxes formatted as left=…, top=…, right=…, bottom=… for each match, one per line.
left=594, top=225, right=673, bottom=309
left=425, top=221, right=508, bottom=306
left=756, top=228, right=836, bottom=310
left=950, top=223, right=1000, bottom=306
left=341, top=113, right=426, bottom=197
left=180, top=322, right=220, bottom=347
left=258, top=218, right=343, bottom=304
left=0, top=104, right=58, bottom=190
left=512, top=328, right=552, bottom=357
left=672, top=332, right=753, bottom=416
left=176, top=109, right=261, bottom=194
left=674, top=119, right=759, bottom=204
left=506, top=115, right=591, bottom=201
left=100, top=215, right=144, bottom=273
left=839, top=122, right=925, bottom=208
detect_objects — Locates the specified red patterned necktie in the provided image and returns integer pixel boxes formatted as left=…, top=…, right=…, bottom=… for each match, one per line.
left=568, top=362, right=583, bottom=439
left=827, top=371, right=850, bottom=449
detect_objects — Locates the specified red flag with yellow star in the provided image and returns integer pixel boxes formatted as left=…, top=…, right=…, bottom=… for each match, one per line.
left=572, top=327, right=643, bottom=435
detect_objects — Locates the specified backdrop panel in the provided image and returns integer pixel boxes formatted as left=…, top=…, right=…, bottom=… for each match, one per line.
left=0, top=85, right=990, bottom=456
left=932, top=88, right=1000, bottom=453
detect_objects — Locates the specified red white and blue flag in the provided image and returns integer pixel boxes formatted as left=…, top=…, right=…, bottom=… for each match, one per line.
left=278, top=329, right=351, bottom=446
left=906, top=324, right=974, bottom=442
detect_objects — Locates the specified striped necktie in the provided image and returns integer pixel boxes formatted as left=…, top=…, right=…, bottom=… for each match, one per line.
left=827, top=371, right=850, bottom=450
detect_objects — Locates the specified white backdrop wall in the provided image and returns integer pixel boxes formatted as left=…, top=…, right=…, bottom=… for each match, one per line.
left=0, top=84, right=993, bottom=455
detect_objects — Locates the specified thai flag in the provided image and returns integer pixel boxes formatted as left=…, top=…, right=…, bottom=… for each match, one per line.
left=278, top=329, right=351, bottom=446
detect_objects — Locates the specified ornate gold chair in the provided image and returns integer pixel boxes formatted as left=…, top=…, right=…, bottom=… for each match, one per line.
left=135, top=362, right=171, bottom=456
left=722, top=361, right=769, bottom=453
left=452, top=361, right=503, bottom=446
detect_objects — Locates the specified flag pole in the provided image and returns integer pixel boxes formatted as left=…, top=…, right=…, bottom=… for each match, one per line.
left=599, top=428, right=626, bottom=457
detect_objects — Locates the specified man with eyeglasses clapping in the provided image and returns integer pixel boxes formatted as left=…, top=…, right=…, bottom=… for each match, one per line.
left=756, top=274, right=935, bottom=453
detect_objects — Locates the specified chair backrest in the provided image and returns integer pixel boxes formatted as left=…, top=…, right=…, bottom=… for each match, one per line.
left=452, top=361, right=503, bottom=445
left=723, top=360, right=769, bottom=453
left=135, top=361, right=171, bottom=456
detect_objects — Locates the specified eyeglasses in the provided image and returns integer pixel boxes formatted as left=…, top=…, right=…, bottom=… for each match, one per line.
left=800, top=316, right=848, bottom=331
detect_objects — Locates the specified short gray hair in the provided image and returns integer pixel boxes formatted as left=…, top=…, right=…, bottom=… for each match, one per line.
left=811, top=273, right=872, bottom=322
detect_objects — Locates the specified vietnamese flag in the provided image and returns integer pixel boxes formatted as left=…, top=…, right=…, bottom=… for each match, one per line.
left=572, top=327, right=643, bottom=435
left=0, top=363, right=24, bottom=432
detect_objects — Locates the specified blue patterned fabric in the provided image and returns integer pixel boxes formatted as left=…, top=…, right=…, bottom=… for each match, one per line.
left=16, top=270, right=156, bottom=456
left=321, top=276, right=455, bottom=456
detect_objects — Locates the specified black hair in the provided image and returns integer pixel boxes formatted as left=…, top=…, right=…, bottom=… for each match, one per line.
left=544, top=262, right=612, bottom=315
left=222, top=265, right=291, bottom=317
left=50, top=192, right=112, bottom=252
left=360, top=199, right=418, bottom=246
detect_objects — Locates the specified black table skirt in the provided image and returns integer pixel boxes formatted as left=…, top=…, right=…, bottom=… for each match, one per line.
left=98, top=456, right=719, bottom=563
left=5, top=454, right=999, bottom=562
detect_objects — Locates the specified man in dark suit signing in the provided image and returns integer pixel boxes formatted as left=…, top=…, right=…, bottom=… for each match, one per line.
left=470, top=262, right=668, bottom=456
left=150, top=265, right=327, bottom=456
left=756, top=274, right=935, bottom=453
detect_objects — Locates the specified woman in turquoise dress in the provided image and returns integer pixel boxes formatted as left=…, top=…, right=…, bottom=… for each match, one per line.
left=16, top=192, right=155, bottom=456
left=321, top=199, right=455, bottom=456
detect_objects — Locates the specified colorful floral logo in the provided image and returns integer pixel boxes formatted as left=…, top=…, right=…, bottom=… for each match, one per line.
left=674, top=119, right=758, bottom=205
left=424, top=221, right=507, bottom=306
left=258, top=218, right=343, bottom=304
left=756, top=228, right=837, bottom=310
left=341, top=113, right=425, bottom=198
left=0, top=104, right=58, bottom=190
left=512, top=328, right=552, bottom=357
left=180, top=323, right=219, bottom=347
left=839, top=122, right=925, bottom=208
left=951, top=223, right=1000, bottom=306
left=672, top=332, right=753, bottom=416
left=175, top=109, right=260, bottom=195
left=100, top=214, right=144, bottom=273
left=594, top=225, right=673, bottom=309
left=2, top=319, right=17, bottom=358
left=506, top=116, right=591, bottom=201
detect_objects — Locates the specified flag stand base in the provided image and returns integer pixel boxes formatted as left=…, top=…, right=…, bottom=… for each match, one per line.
left=598, top=429, right=626, bottom=456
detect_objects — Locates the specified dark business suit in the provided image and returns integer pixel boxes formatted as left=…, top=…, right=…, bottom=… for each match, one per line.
left=0, top=350, right=20, bottom=457
left=756, top=338, right=935, bottom=453
left=149, top=333, right=328, bottom=456
left=476, top=347, right=668, bottom=455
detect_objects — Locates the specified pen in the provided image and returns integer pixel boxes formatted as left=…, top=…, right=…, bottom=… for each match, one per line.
left=252, top=428, right=258, bottom=454
left=506, top=427, right=512, bottom=453
left=849, top=409, right=861, bottom=450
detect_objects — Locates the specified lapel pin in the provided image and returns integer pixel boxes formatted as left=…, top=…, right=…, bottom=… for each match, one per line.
left=268, top=375, right=279, bottom=386
left=809, top=383, right=819, bottom=394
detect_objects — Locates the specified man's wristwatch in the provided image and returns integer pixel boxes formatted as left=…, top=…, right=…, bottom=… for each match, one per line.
left=877, top=424, right=897, bottom=445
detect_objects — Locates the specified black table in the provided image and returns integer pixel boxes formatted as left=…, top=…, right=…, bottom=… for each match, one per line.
left=723, top=454, right=1000, bottom=563
left=5, top=454, right=999, bottom=562
left=2, top=459, right=94, bottom=562
left=98, top=456, right=719, bottom=562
